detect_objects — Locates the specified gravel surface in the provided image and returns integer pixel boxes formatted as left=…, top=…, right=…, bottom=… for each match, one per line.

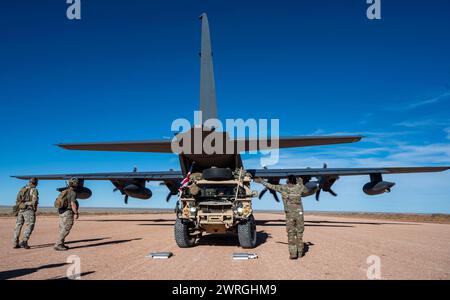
left=1, top=213, right=449, bottom=280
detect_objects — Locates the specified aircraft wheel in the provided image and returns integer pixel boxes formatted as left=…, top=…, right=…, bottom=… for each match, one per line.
left=238, top=215, right=257, bottom=248
left=174, top=218, right=196, bottom=248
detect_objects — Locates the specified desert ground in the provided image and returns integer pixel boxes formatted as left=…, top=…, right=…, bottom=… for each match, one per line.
left=1, top=212, right=449, bottom=280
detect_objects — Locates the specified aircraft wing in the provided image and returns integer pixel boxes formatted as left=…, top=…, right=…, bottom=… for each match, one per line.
left=13, top=166, right=449, bottom=181
left=247, top=166, right=450, bottom=178
left=12, top=171, right=183, bottom=181
left=249, top=166, right=450, bottom=200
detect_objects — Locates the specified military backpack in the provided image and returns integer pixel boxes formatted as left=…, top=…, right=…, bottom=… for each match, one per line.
left=54, top=189, right=70, bottom=209
left=12, top=186, right=32, bottom=216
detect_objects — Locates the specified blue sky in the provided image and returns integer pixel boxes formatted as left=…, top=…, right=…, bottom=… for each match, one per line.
left=1, top=0, right=449, bottom=213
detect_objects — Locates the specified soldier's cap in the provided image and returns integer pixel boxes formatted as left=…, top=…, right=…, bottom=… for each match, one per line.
left=287, top=175, right=296, bottom=183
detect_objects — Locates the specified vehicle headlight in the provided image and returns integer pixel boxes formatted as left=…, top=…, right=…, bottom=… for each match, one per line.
left=237, top=207, right=243, bottom=215
left=189, top=207, right=197, bottom=213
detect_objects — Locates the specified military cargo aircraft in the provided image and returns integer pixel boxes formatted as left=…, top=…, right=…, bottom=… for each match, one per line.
left=13, top=13, right=449, bottom=248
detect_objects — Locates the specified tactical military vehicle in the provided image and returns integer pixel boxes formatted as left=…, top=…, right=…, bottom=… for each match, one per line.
left=175, top=167, right=258, bottom=248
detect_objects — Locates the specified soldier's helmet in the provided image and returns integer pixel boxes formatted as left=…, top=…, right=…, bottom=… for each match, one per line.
left=68, top=177, right=79, bottom=187
left=29, top=177, right=38, bottom=186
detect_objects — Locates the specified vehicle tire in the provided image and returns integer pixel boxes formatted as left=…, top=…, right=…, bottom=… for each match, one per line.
left=238, top=215, right=257, bottom=248
left=174, top=218, right=196, bottom=248
left=202, top=167, right=233, bottom=181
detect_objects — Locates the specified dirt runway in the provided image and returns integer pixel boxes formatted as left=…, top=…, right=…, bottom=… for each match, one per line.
left=1, top=213, right=449, bottom=280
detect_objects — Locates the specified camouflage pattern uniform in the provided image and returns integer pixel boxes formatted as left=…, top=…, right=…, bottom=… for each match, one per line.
left=55, top=186, right=78, bottom=249
left=13, top=183, right=39, bottom=248
left=260, top=179, right=306, bottom=259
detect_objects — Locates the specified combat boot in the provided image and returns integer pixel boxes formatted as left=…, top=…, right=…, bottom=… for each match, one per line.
left=289, top=253, right=298, bottom=260
left=19, top=241, right=30, bottom=249
left=54, top=244, right=68, bottom=251
left=13, top=243, right=20, bottom=249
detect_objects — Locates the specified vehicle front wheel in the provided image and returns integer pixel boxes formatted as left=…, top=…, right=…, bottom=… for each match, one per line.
left=174, top=218, right=196, bottom=248
left=238, top=215, right=257, bottom=248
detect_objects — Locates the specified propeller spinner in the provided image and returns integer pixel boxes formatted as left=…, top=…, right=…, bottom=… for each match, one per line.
left=315, top=163, right=339, bottom=201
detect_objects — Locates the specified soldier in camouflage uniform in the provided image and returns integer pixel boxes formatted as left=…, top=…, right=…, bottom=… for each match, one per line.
left=254, top=175, right=307, bottom=259
left=13, top=178, right=39, bottom=249
left=54, top=177, right=79, bottom=251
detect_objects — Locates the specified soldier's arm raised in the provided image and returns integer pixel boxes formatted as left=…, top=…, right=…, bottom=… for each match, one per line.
left=262, top=181, right=284, bottom=193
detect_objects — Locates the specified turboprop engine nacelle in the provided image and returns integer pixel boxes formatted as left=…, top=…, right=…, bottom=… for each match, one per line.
left=57, top=186, right=92, bottom=200
left=363, top=181, right=395, bottom=196
left=76, top=187, right=93, bottom=199
left=123, top=184, right=152, bottom=200
left=302, top=181, right=319, bottom=197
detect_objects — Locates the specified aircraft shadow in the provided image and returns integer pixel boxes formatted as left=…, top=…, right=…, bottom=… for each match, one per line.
left=31, top=237, right=111, bottom=249
left=257, top=219, right=417, bottom=227
left=197, top=231, right=270, bottom=247
left=80, top=219, right=172, bottom=223
left=256, top=220, right=354, bottom=228
left=305, top=220, right=418, bottom=226
left=0, top=262, right=68, bottom=280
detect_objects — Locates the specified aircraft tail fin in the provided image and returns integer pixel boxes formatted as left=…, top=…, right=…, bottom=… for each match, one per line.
left=199, top=13, right=218, bottom=123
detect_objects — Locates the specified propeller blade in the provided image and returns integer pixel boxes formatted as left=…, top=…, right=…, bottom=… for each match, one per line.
left=124, top=195, right=129, bottom=204
left=328, top=189, right=337, bottom=197
left=315, top=189, right=321, bottom=201
left=270, top=190, right=280, bottom=202
left=166, top=192, right=174, bottom=202
left=258, top=188, right=268, bottom=199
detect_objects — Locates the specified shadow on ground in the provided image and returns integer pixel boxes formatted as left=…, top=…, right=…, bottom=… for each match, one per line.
left=197, top=231, right=270, bottom=247
left=256, top=220, right=354, bottom=228
left=31, top=237, right=111, bottom=249
left=68, top=238, right=142, bottom=250
left=49, top=271, right=96, bottom=280
left=275, top=241, right=315, bottom=257
left=0, top=263, right=68, bottom=280
left=257, top=219, right=418, bottom=227
left=80, top=219, right=172, bottom=223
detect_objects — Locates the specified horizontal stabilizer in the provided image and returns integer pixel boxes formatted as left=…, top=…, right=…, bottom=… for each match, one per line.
left=236, top=136, right=362, bottom=151
left=57, top=134, right=362, bottom=154
left=57, top=140, right=173, bottom=153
